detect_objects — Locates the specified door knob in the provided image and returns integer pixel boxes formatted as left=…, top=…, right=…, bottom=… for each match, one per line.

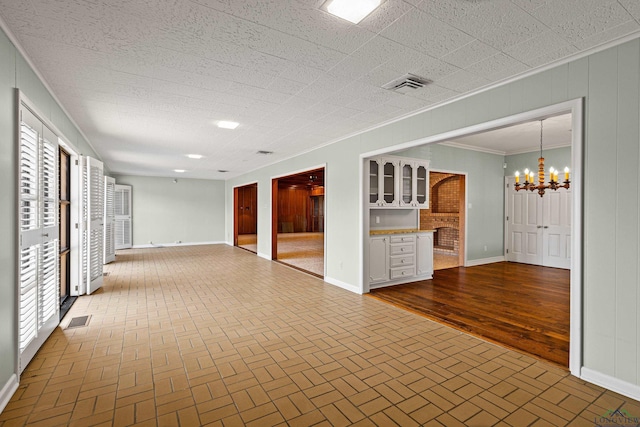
left=543, top=226, right=549, bottom=229
left=537, top=225, right=542, bottom=228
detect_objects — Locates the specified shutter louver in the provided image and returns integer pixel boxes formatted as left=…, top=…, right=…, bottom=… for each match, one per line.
left=81, top=159, right=88, bottom=291
left=85, top=157, right=104, bottom=293
left=114, top=185, right=132, bottom=249
left=40, top=240, right=58, bottom=327
left=42, top=139, right=57, bottom=228
left=20, top=123, right=38, bottom=231
left=104, top=177, right=116, bottom=264
left=19, top=246, right=38, bottom=352
left=18, top=103, right=60, bottom=373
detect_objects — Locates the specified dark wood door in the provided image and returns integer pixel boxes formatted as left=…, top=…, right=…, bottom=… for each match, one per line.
left=238, top=184, right=257, bottom=234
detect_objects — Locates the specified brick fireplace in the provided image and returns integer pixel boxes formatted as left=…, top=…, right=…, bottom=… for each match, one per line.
left=420, top=172, right=462, bottom=255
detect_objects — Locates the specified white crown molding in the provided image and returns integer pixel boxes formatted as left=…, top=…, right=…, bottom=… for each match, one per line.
left=438, top=141, right=506, bottom=156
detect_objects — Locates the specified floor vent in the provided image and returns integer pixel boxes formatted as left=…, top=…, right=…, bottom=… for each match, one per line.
left=67, top=315, right=91, bottom=329
left=382, top=73, right=431, bottom=94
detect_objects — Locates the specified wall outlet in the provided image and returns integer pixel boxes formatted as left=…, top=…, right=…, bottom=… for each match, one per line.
left=175, top=240, right=181, bottom=244
left=149, top=240, right=153, bottom=244
left=484, top=245, right=488, bottom=251
left=375, top=216, right=380, bottom=224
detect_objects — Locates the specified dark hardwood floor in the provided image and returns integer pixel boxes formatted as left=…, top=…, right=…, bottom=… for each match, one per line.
left=369, top=262, right=570, bottom=367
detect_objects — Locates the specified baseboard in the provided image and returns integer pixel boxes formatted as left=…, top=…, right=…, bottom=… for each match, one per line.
left=465, top=256, right=506, bottom=267
left=324, top=276, right=361, bottom=294
left=581, top=367, right=640, bottom=402
left=0, top=373, right=18, bottom=414
left=131, top=241, right=225, bottom=249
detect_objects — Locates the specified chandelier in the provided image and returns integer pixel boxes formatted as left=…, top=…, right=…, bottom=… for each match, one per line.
left=515, top=120, right=570, bottom=197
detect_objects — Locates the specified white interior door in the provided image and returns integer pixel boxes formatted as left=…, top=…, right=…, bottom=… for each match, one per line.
left=104, top=176, right=116, bottom=264
left=114, top=184, right=132, bottom=249
left=18, top=105, right=59, bottom=373
left=542, top=190, right=571, bottom=268
left=86, top=156, right=104, bottom=294
left=506, top=177, right=571, bottom=269
left=506, top=179, right=543, bottom=264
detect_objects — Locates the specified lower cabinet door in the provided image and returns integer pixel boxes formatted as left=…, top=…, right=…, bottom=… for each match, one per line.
left=369, top=236, right=389, bottom=284
left=416, top=233, right=434, bottom=276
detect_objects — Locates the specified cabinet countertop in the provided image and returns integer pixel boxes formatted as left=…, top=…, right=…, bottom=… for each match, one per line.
left=369, top=229, right=435, bottom=235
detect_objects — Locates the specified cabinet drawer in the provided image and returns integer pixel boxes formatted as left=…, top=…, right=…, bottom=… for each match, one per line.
left=390, top=235, right=415, bottom=244
left=390, top=266, right=415, bottom=279
left=390, top=255, right=414, bottom=268
left=390, top=243, right=415, bottom=255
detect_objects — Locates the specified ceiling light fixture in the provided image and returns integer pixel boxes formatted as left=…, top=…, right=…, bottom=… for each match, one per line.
left=174, top=169, right=185, bottom=173
left=217, top=120, right=239, bottom=130
left=322, top=0, right=382, bottom=24
left=218, top=170, right=229, bottom=173
left=514, top=120, right=570, bottom=197
left=256, top=150, right=273, bottom=155
left=186, top=154, right=203, bottom=159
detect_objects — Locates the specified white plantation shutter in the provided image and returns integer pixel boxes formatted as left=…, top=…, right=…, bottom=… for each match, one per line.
left=80, top=157, right=88, bottom=294
left=104, top=176, right=116, bottom=264
left=18, top=105, right=59, bottom=373
left=85, top=157, right=104, bottom=294
left=114, top=184, right=132, bottom=249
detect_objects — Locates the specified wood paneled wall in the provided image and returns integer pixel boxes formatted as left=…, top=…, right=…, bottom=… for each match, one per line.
left=277, top=186, right=310, bottom=233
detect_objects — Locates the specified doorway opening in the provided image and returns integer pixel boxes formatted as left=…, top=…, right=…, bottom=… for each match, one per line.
left=363, top=101, right=582, bottom=372
left=234, top=183, right=258, bottom=253
left=421, top=171, right=466, bottom=270
left=271, top=168, right=325, bottom=277
left=59, top=147, right=76, bottom=319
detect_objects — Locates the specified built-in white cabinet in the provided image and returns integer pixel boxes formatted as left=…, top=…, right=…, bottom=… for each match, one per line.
left=416, top=232, right=434, bottom=276
left=368, top=231, right=434, bottom=289
left=369, top=236, right=390, bottom=284
left=368, top=155, right=429, bottom=208
left=369, top=157, right=399, bottom=207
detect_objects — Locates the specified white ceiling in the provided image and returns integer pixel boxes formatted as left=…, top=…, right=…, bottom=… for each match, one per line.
left=441, top=112, right=572, bottom=155
left=1, top=0, right=638, bottom=179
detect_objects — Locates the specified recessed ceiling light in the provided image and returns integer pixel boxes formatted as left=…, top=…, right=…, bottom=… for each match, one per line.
left=217, top=120, right=239, bottom=130
left=322, top=0, right=382, bottom=24
left=187, top=154, right=203, bottom=159
left=218, top=170, right=229, bottom=173
left=256, top=150, right=273, bottom=155
left=174, top=169, right=185, bottom=173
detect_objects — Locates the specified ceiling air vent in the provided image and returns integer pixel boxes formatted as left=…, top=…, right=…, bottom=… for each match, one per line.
left=382, top=73, right=431, bottom=94
left=257, top=150, right=273, bottom=155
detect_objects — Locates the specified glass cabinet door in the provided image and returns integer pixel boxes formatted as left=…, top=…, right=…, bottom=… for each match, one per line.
left=416, top=164, right=428, bottom=206
left=401, top=162, right=413, bottom=205
left=382, top=160, right=396, bottom=205
left=369, top=160, right=379, bottom=205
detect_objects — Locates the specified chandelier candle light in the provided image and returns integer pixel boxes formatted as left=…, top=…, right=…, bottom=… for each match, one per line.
left=514, top=120, right=570, bottom=197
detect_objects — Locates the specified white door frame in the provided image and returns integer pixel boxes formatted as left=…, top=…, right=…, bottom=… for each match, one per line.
left=360, top=98, right=583, bottom=376
left=270, top=164, right=328, bottom=278
left=429, top=168, right=469, bottom=267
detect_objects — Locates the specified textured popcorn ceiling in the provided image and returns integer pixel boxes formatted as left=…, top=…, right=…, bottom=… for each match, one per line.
left=1, top=0, right=639, bottom=179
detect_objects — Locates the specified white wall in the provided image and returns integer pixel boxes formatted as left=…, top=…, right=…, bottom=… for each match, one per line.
left=505, top=146, right=571, bottom=178
left=0, top=28, right=103, bottom=403
left=113, top=175, right=225, bottom=246
left=226, top=39, right=640, bottom=393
